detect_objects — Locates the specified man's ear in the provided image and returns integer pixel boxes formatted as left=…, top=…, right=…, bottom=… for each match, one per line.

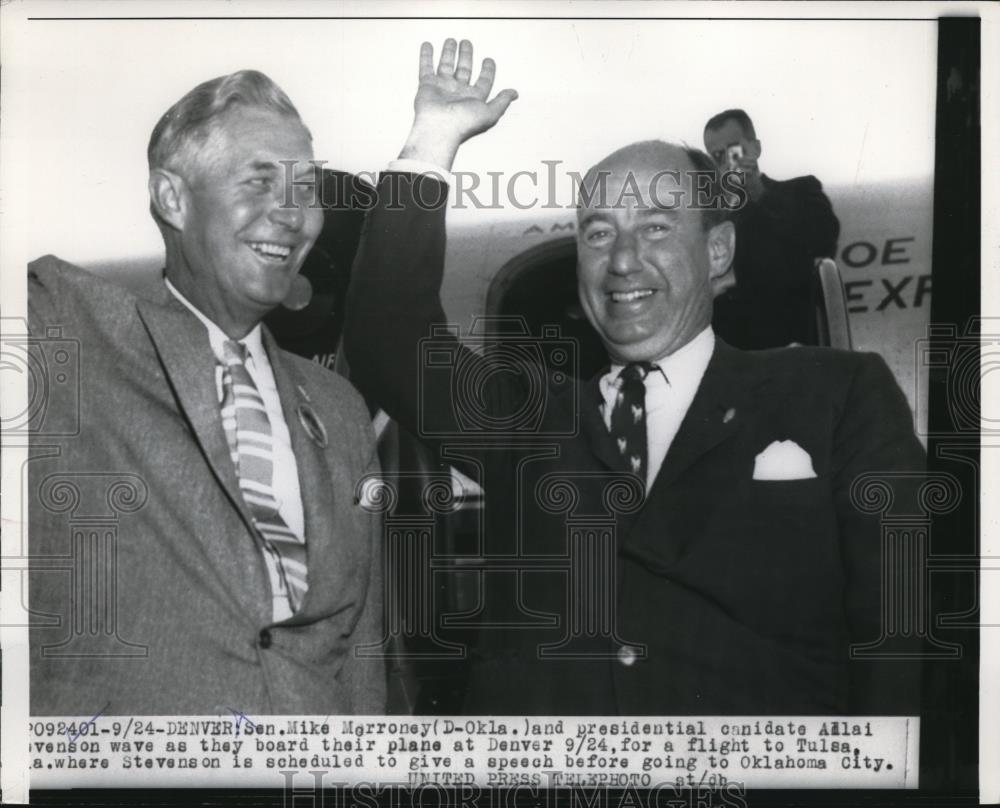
left=148, top=169, right=188, bottom=231
left=749, top=138, right=762, bottom=160
left=707, top=220, right=736, bottom=297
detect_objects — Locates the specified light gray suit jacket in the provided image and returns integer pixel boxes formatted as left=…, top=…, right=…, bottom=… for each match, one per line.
left=28, top=256, right=385, bottom=716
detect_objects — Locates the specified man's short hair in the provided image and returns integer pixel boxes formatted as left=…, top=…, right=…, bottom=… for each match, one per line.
left=682, top=145, right=733, bottom=231
left=147, top=69, right=307, bottom=178
left=704, top=108, right=756, bottom=139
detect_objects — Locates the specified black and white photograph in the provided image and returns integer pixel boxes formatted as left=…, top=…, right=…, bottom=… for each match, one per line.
left=0, top=1, right=993, bottom=806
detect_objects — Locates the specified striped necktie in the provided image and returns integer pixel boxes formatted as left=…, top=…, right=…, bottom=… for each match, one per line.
left=609, top=361, right=657, bottom=481
left=220, top=339, right=308, bottom=613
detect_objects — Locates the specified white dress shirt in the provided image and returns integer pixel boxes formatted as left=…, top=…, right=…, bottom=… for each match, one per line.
left=166, top=279, right=306, bottom=620
left=599, top=326, right=716, bottom=489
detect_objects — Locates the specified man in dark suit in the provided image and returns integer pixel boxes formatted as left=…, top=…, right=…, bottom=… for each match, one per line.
left=703, top=109, right=841, bottom=349
left=344, top=40, right=923, bottom=715
left=29, top=70, right=384, bottom=715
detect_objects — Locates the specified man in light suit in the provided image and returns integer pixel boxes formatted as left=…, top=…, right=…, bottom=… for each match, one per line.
left=344, top=40, right=925, bottom=715
left=29, top=71, right=384, bottom=715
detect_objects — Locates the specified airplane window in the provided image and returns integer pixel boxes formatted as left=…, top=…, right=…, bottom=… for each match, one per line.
left=491, top=243, right=609, bottom=380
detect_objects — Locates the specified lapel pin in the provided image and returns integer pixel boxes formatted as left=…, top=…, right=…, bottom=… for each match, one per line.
left=296, top=384, right=312, bottom=403
left=722, top=407, right=736, bottom=424
left=297, top=403, right=328, bottom=448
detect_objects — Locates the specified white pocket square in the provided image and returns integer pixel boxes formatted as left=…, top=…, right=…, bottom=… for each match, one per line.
left=752, top=440, right=817, bottom=480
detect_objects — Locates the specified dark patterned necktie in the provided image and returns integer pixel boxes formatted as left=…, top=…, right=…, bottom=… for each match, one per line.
left=220, top=339, right=308, bottom=613
left=609, top=361, right=656, bottom=480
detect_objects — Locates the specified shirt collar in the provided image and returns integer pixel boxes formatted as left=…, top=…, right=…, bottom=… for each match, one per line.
left=606, top=326, right=715, bottom=387
left=597, top=326, right=715, bottom=429
left=164, top=277, right=265, bottom=366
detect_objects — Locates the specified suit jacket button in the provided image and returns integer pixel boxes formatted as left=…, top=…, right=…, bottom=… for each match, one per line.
left=617, top=645, right=639, bottom=667
left=258, top=629, right=273, bottom=649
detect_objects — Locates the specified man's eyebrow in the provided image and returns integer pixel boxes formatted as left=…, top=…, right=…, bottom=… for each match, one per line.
left=296, top=163, right=321, bottom=178
left=246, top=160, right=317, bottom=180
left=282, top=161, right=322, bottom=180
left=579, top=212, right=612, bottom=230
left=636, top=206, right=680, bottom=218
left=248, top=160, right=280, bottom=173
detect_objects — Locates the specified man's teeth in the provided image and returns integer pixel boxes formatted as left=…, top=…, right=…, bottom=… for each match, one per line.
left=611, top=290, right=654, bottom=303
left=249, top=242, right=292, bottom=259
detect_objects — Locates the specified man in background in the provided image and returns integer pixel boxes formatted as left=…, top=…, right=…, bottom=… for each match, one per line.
left=704, top=108, right=840, bottom=348
left=29, top=70, right=384, bottom=715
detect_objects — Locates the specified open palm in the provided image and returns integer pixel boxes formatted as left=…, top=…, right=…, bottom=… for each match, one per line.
left=413, top=39, right=518, bottom=143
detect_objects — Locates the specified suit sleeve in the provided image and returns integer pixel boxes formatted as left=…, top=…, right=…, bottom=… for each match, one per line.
left=832, top=353, right=926, bottom=715
left=343, top=172, right=530, bottom=471
left=755, top=176, right=841, bottom=282
left=795, top=176, right=840, bottom=258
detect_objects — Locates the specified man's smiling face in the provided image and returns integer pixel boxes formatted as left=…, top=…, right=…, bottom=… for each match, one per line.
left=576, top=143, right=722, bottom=364
left=172, top=106, right=323, bottom=334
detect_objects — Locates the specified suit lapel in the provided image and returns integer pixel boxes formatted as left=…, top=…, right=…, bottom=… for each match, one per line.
left=134, top=296, right=256, bottom=532
left=262, top=330, right=339, bottom=623
left=651, top=339, right=760, bottom=490
left=580, top=341, right=760, bottom=484
left=134, top=291, right=271, bottom=621
left=619, top=340, right=765, bottom=573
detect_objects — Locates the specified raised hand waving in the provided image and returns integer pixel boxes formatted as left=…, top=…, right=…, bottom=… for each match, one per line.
left=400, top=39, right=518, bottom=170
